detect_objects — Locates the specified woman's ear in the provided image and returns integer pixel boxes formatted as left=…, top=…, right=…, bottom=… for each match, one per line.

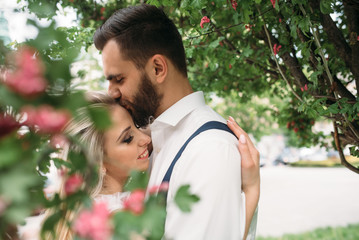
left=150, top=54, right=167, bottom=84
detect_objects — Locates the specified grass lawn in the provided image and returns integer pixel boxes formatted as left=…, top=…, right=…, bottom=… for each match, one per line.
left=289, top=156, right=359, bottom=168
left=257, top=223, right=359, bottom=240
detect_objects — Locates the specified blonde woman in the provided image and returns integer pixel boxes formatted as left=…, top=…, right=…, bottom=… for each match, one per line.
left=19, top=92, right=151, bottom=239
left=19, top=92, right=259, bottom=240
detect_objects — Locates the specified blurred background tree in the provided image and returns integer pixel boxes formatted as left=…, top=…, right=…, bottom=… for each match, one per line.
left=22, top=0, right=356, bottom=173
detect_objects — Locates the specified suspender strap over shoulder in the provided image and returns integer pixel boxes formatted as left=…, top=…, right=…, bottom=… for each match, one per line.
left=161, top=121, right=237, bottom=185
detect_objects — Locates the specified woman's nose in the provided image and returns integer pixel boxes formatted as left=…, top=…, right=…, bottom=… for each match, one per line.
left=139, top=133, right=151, bottom=147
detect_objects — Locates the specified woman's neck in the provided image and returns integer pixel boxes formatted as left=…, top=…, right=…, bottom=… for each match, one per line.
left=99, top=174, right=127, bottom=195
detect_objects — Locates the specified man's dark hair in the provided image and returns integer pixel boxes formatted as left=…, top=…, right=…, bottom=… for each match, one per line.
left=94, top=4, right=187, bottom=77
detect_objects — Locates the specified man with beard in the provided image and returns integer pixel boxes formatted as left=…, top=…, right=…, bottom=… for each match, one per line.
left=94, top=4, right=259, bottom=240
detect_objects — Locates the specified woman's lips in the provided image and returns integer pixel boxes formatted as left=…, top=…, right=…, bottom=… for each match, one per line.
left=137, top=149, right=149, bottom=160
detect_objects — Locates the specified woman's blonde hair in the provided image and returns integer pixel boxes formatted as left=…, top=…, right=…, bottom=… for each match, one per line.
left=44, top=91, right=116, bottom=240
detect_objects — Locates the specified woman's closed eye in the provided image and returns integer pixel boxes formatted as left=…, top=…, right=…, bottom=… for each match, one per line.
left=123, top=135, right=133, bottom=144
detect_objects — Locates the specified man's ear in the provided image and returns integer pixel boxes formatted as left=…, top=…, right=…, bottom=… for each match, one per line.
left=150, top=54, right=167, bottom=84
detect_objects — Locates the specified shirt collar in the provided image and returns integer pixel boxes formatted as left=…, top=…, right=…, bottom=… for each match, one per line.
left=151, top=91, right=205, bottom=128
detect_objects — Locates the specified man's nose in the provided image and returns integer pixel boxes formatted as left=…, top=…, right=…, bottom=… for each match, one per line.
left=108, top=84, right=122, bottom=99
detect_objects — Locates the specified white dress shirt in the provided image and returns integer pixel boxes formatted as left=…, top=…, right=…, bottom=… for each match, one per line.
left=149, top=91, right=254, bottom=240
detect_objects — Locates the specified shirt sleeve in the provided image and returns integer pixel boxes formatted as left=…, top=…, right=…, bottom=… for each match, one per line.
left=164, top=131, right=245, bottom=240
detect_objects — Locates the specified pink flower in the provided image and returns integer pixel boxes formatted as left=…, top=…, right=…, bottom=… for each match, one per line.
left=300, top=84, right=308, bottom=92
left=50, top=134, right=69, bottom=149
left=245, top=24, right=255, bottom=31
left=21, top=105, right=71, bottom=134
left=231, top=0, right=238, bottom=11
left=271, top=0, right=276, bottom=8
left=200, top=16, right=210, bottom=28
left=279, top=18, right=282, bottom=23
left=229, top=63, right=232, bottom=69
left=0, top=114, right=20, bottom=139
left=148, top=182, right=170, bottom=195
left=73, top=201, right=112, bottom=240
left=123, top=189, right=146, bottom=215
left=357, top=36, right=359, bottom=41
left=4, top=47, right=47, bottom=98
left=64, top=174, right=83, bottom=196
left=273, top=43, right=282, bottom=55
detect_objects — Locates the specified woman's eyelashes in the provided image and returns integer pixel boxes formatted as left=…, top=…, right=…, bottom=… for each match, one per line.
left=123, top=134, right=134, bottom=144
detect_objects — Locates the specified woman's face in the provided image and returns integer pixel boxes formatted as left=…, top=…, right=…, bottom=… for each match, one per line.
left=103, top=105, right=151, bottom=180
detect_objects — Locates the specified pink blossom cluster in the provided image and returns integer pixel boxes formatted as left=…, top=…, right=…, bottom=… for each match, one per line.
left=231, top=0, right=238, bottom=11
left=49, top=134, right=69, bottom=149
left=245, top=24, right=254, bottom=31
left=21, top=105, right=70, bottom=134
left=4, top=47, right=47, bottom=98
left=300, top=84, right=308, bottom=92
left=123, top=189, right=146, bottom=215
left=200, top=16, right=210, bottom=28
left=73, top=202, right=112, bottom=240
left=0, top=114, right=20, bottom=139
left=64, top=173, right=84, bottom=196
left=273, top=43, right=282, bottom=55
left=271, top=0, right=276, bottom=8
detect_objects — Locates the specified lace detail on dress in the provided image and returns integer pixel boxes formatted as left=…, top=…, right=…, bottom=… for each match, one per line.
left=94, top=191, right=131, bottom=212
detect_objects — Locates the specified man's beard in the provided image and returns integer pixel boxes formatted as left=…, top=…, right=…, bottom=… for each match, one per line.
left=120, top=72, right=162, bottom=128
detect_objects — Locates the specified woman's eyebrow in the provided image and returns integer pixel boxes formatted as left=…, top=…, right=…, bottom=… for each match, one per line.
left=116, top=126, right=131, bottom=142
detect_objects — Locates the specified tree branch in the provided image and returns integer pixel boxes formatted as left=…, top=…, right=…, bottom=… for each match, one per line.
left=296, top=28, right=356, bottom=101
left=309, top=0, right=359, bottom=87
left=208, top=22, right=279, bottom=79
left=343, top=0, right=359, bottom=96
left=333, top=121, right=359, bottom=174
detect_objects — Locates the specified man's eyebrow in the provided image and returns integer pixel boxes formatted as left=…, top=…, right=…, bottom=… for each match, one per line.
left=116, top=126, right=131, bottom=142
left=106, top=73, right=122, bottom=81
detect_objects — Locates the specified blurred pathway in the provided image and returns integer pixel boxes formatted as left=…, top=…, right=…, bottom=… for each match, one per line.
left=257, top=166, right=359, bottom=237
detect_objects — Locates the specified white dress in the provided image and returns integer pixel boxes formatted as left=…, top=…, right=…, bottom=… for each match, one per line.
left=94, top=191, right=131, bottom=212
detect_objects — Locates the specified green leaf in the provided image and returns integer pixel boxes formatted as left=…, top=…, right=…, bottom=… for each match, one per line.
left=0, top=137, right=23, bottom=168
left=87, top=105, right=112, bottom=130
left=51, top=157, right=72, bottom=169
left=63, top=91, right=87, bottom=113
left=27, top=0, right=57, bottom=19
left=41, top=211, right=63, bottom=239
left=174, top=185, right=200, bottom=212
left=0, top=167, right=41, bottom=202
left=327, top=103, right=339, bottom=114
left=4, top=204, right=33, bottom=223
left=320, top=0, right=334, bottom=14
left=209, top=39, right=221, bottom=49
left=124, top=171, right=149, bottom=192
left=242, top=45, right=254, bottom=58
left=68, top=151, right=87, bottom=171
left=141, top=204, right=166, bottom=239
